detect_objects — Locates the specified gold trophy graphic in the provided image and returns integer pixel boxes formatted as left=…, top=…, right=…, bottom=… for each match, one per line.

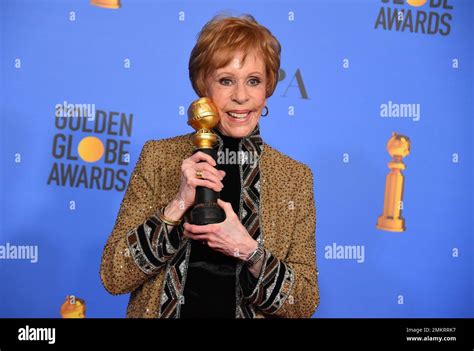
left=90, top=0, right=121, bottom=9
left=376, top=132, right=411, bottom=232
left=187, top=97, right=225, bottom=225
left=60, top=295, right=86, bottom=318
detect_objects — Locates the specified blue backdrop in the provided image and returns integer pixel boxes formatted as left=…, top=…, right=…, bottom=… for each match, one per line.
left=1, top=0, right=472, bottom=318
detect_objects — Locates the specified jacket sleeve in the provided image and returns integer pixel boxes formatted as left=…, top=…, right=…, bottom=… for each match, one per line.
left=100, top=141, right=187, bottom=295
left=240, top=165, right=319, bottom=318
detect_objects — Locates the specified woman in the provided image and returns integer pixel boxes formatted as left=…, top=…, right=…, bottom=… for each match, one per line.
left=100, top=14, right=319, bottom=318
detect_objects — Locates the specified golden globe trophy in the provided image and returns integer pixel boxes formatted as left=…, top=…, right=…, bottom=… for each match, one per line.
left=60, top=295, right=86, bottom=318
left=90, top=0, right=121, bottom=9
left=376, top=132, right=411, bottom=232
left=187, top=97, right=225, bottom=225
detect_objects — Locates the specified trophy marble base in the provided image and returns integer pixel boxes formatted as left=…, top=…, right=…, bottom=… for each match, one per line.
left=189, top=202, right=225, bottom=225
left=376, top=216, right=405, bottom=232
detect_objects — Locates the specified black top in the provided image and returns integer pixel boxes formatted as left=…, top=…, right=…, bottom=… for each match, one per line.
left=180, top=131, right=242, bottom=318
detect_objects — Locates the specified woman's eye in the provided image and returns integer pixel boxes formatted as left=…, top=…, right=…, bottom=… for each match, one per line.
left=219, top=78, right=233, bottom=86
left=248, top=78, right=261, bottom=86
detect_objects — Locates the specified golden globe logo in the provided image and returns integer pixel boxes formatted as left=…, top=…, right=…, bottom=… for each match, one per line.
left=407, top=0, right=428, bottom=6
left=77, top=136, right=105, bottom=163
left=47, top=108, right=133, bottom=191
left=374, top=0, right=454, bottom=36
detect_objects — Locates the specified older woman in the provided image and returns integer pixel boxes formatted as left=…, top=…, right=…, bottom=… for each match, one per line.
left=100, top=14, right=319, bottom=318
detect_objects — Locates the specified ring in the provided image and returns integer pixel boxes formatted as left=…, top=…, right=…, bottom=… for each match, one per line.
left=195, top=170, right=203, bottom=179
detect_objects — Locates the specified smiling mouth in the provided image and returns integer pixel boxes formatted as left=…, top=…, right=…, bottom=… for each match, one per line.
left=226, top=111, right=251, bottom=120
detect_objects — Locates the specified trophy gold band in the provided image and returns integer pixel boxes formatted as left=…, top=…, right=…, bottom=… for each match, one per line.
left=187, top=97, right=225, bottom=225
left=376, top=132, right=411, bottom=232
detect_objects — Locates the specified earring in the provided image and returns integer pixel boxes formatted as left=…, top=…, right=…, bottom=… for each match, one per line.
left=261, top=106, right=269, bottom=117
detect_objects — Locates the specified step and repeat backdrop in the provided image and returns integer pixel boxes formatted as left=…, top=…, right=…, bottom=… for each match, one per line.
left=1, top=0, right=472, bottom=318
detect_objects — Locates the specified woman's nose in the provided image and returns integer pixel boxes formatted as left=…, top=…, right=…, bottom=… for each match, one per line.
left=231, top=82, right=249, bottom=104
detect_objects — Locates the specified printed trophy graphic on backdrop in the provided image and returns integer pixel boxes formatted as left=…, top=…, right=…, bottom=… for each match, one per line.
left=90, top=0, right=121, bottom=9
left=187, top=97, right=225, bottom=225
left=60, top=295, right=86, bottom=318
left=376, top=132, right=411, bottom=232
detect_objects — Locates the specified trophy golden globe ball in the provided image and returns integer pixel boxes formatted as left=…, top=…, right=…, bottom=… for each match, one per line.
left=187, top=97, right=220, bottom=130
left=60, top=296, right=86, bottom=318
left=387, top=132, right=410, bottom=159
left=187, top=97, right=220, bottom=149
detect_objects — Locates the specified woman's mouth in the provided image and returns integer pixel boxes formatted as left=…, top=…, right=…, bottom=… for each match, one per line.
left=226, top=110, right=252, bottom=122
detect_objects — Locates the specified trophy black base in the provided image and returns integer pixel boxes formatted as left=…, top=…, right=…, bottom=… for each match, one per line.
left=189, top=202, right=225, bottom=225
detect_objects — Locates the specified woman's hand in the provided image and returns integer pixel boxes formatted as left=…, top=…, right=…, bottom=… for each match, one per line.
left=183, top=199, right=258, bottom=261
left=165, top=151, right=225, bottom=221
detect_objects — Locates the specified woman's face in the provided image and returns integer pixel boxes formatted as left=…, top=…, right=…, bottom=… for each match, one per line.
left=206, top=51, right=267, bottom=138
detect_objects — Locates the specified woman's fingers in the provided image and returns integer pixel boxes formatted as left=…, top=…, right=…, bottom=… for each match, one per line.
left=196, top=170, right=223, bottom=190
left=178, top=151, right=226, bottom=198
left=182, top=159, right=225, bottom=191
left=195, top=162, right=224, bottom=181
left=183, top=154, right=225, bottom=180
left=217, top=199, right=236, bottom=218
left=189, top=151, right=216, bottom=166
left=184, top=222, right=216, bottom=234
left=190, top=177, right=223, bottom=192
left=183, top=229, right=208, bottom=241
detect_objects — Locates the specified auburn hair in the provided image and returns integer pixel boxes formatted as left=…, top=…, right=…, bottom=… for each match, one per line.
left=189, top=14, right=281, bottom=98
